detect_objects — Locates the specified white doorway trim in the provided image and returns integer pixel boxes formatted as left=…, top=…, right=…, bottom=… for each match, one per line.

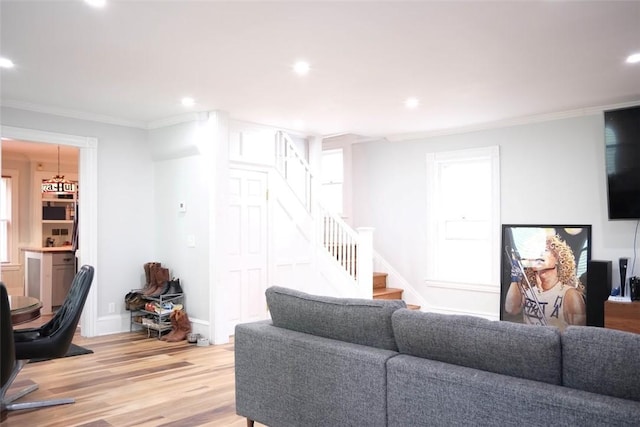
left=1, top=126, right=99, bottom=337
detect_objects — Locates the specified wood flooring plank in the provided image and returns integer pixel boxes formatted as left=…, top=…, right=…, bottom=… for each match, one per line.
left=2, top=330, right=265, bottom=427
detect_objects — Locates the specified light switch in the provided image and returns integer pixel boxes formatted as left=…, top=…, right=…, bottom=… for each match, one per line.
left=178, top=201, right=187, bottom=213
left=187, top=234, right=196, bottom=247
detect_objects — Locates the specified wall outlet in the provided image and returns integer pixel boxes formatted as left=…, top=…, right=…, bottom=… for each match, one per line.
left=108, top=302, right=115, bottom=314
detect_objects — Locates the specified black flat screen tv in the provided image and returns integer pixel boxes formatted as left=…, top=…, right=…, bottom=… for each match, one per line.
left=605, top=105, right=640, bottom=220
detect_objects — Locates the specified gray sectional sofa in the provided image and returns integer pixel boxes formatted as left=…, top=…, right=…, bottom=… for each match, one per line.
left=235, top=286, right=640, bottom=426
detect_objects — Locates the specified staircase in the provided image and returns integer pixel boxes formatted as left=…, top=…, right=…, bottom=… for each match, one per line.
left=274, top=130, right=421, bottom=309
left=373, top=272, right=420, bottom=310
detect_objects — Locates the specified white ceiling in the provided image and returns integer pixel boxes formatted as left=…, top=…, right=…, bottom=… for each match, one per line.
left=1, top=0, right=639, bottom=140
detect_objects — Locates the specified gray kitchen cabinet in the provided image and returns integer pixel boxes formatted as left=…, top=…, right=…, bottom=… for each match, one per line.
left=51, top=252, right=76, bottom=307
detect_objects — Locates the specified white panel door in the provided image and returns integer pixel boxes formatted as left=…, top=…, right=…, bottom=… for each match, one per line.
left=228, top=168, right=268, bottom=328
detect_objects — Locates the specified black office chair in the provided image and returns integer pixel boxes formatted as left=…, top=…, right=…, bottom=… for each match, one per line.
left=1, top=264, right=94, bottom=413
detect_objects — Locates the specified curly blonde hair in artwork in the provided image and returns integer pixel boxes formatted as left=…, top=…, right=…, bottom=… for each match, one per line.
left=525, top=234, right=577, bottom=288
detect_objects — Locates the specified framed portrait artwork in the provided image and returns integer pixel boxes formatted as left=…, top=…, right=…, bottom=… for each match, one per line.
left=500, top=224, right=591, bottom=331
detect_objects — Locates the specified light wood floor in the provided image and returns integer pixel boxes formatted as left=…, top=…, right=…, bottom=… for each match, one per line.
left=3, top=317, right=266, bottom=427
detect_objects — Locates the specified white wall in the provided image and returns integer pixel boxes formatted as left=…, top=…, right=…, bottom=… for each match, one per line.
left=352, top=113, right=640, bottom=317
left=1, top=106, right=154, bottom=333
left=148, top=119, right=212, bottom=335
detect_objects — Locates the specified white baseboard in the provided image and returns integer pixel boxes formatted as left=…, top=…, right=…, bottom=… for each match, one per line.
left=93, top=313, right=210, bottom=339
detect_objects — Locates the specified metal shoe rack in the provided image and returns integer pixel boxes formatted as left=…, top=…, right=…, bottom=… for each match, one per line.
left=130, top=292, right=185, bottom=339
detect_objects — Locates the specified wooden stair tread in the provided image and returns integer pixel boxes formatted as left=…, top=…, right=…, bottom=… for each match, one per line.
left=373, top=287, right=403, bottom=300
left=372, top=271, right=417, bottom=308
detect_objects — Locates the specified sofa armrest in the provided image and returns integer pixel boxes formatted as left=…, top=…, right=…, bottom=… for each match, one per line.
left=235, top=320, right=397, bottom=427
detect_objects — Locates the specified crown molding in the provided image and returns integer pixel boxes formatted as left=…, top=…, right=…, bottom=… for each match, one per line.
left=1, top=125, right=97, bottom=148
left=146, top=112, right=208, bottom=130
left=1, top=99, right=147, bottom=129
left=384, top=100, right=640, bottom=143
left=3, top=98, right=639, bottom=141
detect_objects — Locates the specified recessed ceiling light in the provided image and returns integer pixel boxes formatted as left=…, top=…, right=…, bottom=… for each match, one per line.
left=0, top=57, right=15, bottom=68
left=85, top=0, right=106, bottom=7
left=626, top=53, right=640, bottom=64
left=404, top=97, right=419, bottom=109
left=293, top=61, right=310, bottom=76
left=181, top=97, right=195, bottom=107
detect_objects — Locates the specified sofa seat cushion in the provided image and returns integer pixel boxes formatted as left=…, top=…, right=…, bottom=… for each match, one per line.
left=266, top=286, right=406, bottom=351
left=563, top=326, right=640, bottom=401
left=392, top=309, right=562, bottom=385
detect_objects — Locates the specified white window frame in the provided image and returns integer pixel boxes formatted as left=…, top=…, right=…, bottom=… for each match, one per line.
left=426, top=146, right=500, bottom=290
left=1, top=169, right=20, bottom=265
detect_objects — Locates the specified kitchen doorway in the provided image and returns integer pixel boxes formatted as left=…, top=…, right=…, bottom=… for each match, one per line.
left=0, top=126, right=98, bottom=337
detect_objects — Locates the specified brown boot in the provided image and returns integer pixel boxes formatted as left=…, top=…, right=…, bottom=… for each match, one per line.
left=144, top=264, right=166, bottom=296
left=160, top=310, right=180, bottom=341
left=144, top=263, right=152, bottom=286
left=164, top=310, right=191, bottom=342
left=148, top=268, right=171, bottom=297
left=143, top=283, right=159, bottom=296
left=143, top=262, right=161, bottom=294
left=155, top=267, right=170, bottom=285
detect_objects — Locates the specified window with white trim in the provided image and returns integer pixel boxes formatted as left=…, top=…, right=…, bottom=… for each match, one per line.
left=1, top=174, right=15, bottom=263
left=426, top=147, right=500, bottom=286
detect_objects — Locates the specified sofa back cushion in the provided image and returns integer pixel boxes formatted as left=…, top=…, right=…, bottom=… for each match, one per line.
left=392, top=309, right=562, bottom=385
left=562, top=326, right=640, bottom=401
left=265, top=286, right=405, bottom=351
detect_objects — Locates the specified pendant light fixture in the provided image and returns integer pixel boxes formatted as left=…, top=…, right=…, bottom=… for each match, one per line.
left=41, top=145, right=77, bottom=193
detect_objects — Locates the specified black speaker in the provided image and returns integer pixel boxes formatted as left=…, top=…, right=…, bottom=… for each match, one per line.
left=586, top=260, right=612, bottom=327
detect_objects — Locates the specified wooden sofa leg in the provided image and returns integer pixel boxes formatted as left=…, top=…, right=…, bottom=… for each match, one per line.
left=247, top=419, right=254, bottom=427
